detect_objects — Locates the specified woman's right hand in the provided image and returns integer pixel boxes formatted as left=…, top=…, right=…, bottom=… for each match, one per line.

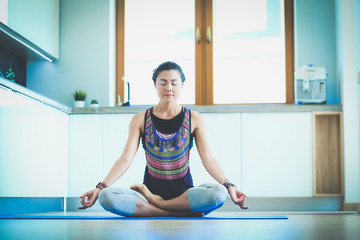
left=78, top=188, right=101, bottom=210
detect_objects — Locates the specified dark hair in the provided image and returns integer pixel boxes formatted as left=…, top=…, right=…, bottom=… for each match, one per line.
left=152, top=61, right=186, bottom=82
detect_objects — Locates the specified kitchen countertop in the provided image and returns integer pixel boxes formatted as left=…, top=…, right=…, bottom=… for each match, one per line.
left=0, top=78, right=342, bottom=114
left=71, top=104, right=342, bottom=114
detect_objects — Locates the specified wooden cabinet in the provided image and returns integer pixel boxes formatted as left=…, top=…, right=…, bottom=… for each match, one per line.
left=313, top=112, right=344, bottom=196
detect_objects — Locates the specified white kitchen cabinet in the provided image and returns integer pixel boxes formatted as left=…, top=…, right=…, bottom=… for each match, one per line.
left=66, top=111, right=314, bottom=198
left=241, top=112, right=313, bottom=197
left=6, top=0, right=60, bottom=58
left=68, top=114, right=102, bottom=196
left=102, top=114, right=145, bottom=187
left=190, top=113, right=242, bottom=187
left=102, top=113, right=242, bottom=188
left=0, top=93, right=68, bottom=197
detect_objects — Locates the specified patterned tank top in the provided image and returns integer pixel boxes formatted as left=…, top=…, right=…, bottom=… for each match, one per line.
left=142, top=107, right=194, bottom=200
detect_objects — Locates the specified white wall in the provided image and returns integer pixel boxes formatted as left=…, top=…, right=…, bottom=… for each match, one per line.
left=26, top=0, right=114, bottom=107
left=336, top=0, right=360, bottom=203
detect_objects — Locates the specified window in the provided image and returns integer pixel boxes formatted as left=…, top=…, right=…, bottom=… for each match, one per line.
left=122, top=0, right=195, bottom=105
left=213, top=0, right=286, bottom=104
left=116, top=0, right=294, bottom=105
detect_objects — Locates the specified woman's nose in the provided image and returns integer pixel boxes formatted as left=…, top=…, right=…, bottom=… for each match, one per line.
left=165, top=83, right=172, bottom=91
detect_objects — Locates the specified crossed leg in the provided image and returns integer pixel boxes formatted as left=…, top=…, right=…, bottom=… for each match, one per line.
left=131, top=183, right=194, bottom=212
left=98, top=185, right=203, bottom=217
left=133, top=198, right=203, bottom=217
left=99, top=183, right=227, bottom=217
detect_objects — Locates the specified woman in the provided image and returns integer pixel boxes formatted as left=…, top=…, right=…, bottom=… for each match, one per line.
left=79, top=61, right=248, bottom=217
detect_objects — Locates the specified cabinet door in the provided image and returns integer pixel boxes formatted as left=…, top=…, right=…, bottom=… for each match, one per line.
left=242, top=113, right=312, bottom=197
left=7, top=0, right=59, bottom=58
left=102, top=114, right=145, bottom=187
left=0, top=101, right=68, bottom=197
left=68, top=115, right=102, bottom=196
left=190, top=113, right=242, bottom=187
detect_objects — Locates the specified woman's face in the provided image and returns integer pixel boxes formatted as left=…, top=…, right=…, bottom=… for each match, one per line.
left=154, top=70, right=183, bottom=103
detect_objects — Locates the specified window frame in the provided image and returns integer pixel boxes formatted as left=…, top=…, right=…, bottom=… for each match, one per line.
left=115, top=0, right=294, bottom=105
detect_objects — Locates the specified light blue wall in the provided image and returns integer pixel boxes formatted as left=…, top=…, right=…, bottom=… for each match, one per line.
left=26, top=0, right=112, bottom=107
left=8, top=0, right=59, bottom=58
left=356, top=0, right=360, bottom=203
left=295, top=0, right=339, bottom=104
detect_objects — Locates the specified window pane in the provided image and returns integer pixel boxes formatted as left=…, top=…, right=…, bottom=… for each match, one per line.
left=124, top=0, right=195, bottom=105
left=213, top=0, right=286, bottom=104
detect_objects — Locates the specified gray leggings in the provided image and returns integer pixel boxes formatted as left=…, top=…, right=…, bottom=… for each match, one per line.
left=98, top=183, right=228, bottom=217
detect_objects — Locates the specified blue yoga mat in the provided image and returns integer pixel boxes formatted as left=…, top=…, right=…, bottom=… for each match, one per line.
left=0, top=214, right=288, bottom=220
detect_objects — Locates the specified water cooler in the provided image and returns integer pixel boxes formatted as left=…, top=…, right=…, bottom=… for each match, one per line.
left=295, top=66, right=327, bottom=104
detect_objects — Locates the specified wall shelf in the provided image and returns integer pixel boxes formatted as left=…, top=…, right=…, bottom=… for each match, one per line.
left=0, top=22, right=55, bottom=62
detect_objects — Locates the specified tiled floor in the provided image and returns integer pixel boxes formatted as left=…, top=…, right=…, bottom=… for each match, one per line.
left=0, top=211, right=359, bottom=240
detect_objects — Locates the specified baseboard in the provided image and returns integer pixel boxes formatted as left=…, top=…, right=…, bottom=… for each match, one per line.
left=343, top=202, right=360, bottom=212
left=67, top=196, right=344, bottom=212
left=219, top=197, right=344, bottom=212
left=67, top=197, right=103, bottom=211
left=0, top=197, right=347, bottom=214
left=0, top=197, right=64, bottom=215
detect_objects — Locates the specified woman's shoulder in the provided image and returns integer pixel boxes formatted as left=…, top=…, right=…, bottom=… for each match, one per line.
left=130, top=111, right=147, bottom=133
left=188, top=110, right=205, bottom=128
left=188, top=110, right=202, bottom=119
left=132, top=111, right=146, bottom=122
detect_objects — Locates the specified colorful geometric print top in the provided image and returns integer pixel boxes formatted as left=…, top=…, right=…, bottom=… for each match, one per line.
left=142, top=107, right=194, bottom=200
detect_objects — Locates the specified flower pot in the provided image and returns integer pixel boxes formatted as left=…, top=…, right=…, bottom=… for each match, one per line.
left=90, top=103, right=100, bottom=108
left=74, top=100, right=85, bottom=107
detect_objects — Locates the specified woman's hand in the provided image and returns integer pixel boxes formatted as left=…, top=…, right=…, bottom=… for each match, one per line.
left=78, top=188, right=101, bottom=210
left=228, top=187, right=248, bottom=209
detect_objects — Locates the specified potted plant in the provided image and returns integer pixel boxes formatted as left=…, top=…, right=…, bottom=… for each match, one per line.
left=73, top=90, right=87, bottom=107
left=90, top=99, right=100, bottom=108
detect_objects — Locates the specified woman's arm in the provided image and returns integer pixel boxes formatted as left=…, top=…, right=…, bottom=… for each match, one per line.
left=79, top=112, right=144, bottom=209
left=192, top=111, right=227, bottom=183
left=192, top=111, right=248, bottom=209
left=101, top=112, right=144, bottom=186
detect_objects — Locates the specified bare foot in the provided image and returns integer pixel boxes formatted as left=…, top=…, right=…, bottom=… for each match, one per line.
left=131, top=183, right=164, bottom=206
left=170, top=211, right=204, bottom=218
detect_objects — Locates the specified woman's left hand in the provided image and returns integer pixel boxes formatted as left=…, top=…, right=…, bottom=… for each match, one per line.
left=228, top=187, right=248, bottom=209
